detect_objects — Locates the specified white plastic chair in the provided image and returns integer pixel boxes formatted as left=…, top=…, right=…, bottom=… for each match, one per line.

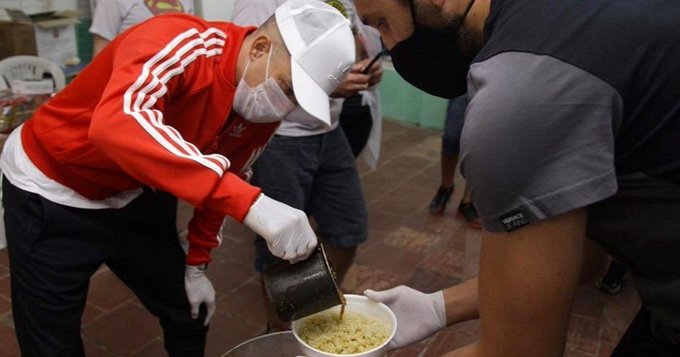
left=0, top=55, right=65, bottom=249
left=0, top=55, right=66, bottom=92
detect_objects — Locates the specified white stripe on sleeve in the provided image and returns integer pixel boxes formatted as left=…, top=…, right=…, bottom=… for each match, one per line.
left=123, top=28, right=231, bottom=176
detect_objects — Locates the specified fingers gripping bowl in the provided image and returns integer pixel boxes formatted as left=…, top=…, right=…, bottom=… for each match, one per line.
left=292, top=295, right=397, bottom=357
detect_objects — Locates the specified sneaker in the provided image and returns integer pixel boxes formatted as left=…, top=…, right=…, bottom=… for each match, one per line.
left=596, top=277, right=623, bottom=294
left=596, top=261, right=628, bottom=294
left=457, top=202, right=482, bottom=229
left=429, top=186, right=454, bottom=214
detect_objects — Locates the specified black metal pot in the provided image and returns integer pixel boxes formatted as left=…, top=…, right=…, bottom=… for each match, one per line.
left=262, top=244, right=344, bottom=321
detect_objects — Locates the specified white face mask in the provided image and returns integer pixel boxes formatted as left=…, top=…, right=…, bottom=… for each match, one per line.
left=233, top=44, right=296, bottom=123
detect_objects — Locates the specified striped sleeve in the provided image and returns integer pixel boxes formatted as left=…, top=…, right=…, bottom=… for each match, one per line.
left=121, top=26, right=231, bottom=175
left=89, top=18, right=261, bottom=226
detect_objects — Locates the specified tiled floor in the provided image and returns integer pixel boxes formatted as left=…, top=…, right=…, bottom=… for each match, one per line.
left=0, top=120, right=639, bottom=356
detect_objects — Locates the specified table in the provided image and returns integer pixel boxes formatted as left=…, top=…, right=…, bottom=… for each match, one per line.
left=222, top=331, right=303, bottom=357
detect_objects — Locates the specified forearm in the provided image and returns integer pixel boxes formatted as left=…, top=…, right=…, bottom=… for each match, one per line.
left=92, top=35, right=110, bottom=57
left=443, top=277, right=479, bottom=326
left=443, top=342, right=480, bottom=357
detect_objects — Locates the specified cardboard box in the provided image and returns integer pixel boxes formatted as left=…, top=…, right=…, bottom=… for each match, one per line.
left=0, top=9, right=80, bottom=66
left=0, top=21, right=37, bottom=58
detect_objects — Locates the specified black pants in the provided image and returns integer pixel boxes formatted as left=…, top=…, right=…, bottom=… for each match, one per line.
left=588, top=174, right=680, bottom=355
left=3, top=178, right=208, bottom=357
left=612, top=308, right=680, bottom=357
left=339, top=94, right=373, bottom=158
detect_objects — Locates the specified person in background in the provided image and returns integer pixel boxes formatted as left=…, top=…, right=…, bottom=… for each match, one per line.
left=428, top=95, right=480, bottom=229
left=335, top=3, right=384, bottom=166
left=90, top=0, right=195, bottom=56
left=357, top=0, right=680, bottom=355
left=232, top=0, right=382, bottom=332
left=1, top=1, right=355, bottom=355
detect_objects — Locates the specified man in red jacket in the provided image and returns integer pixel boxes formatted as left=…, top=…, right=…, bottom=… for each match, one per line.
left=0, top=0, right=356, bottom=355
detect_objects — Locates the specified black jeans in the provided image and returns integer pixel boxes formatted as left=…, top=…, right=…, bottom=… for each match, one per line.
left=339, top=94, right=373, bottom=158
left=3, top=178, right=208, bottom=357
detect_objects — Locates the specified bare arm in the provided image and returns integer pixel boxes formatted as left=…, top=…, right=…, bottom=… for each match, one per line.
left=92, top=34, right=110, bottom=57
left=439, top=231, right=605, bottom=328
left=90, top=0, right=122, bottom=57
left=443, top=209, right=587, bottom=357
left=443, top=277, right=479, bottom=325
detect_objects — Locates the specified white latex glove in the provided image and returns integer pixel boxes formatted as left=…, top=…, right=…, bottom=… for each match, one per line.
left=364, top=286, right=446, bottom=349
left=243, top=194, right=318, bottom=262
left=184, top=265, right=216, bottom=326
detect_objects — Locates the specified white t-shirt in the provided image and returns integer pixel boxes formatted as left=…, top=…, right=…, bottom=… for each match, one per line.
left=90, top=0, right=195, bottom=41
left=0, top=125, right=142, bottom=209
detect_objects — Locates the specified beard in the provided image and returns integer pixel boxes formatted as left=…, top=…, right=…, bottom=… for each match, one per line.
left=412, top=1, right=465, bottom=31
left=411, top=0, right=482, bottom=57
left=457, top=18, right=484, bottom=58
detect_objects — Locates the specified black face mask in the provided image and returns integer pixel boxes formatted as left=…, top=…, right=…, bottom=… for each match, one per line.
left=389, top=0, right=475, bottom=99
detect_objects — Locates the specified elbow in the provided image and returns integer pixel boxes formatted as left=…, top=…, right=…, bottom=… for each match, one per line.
left=88, top=116, right=114, bottom=150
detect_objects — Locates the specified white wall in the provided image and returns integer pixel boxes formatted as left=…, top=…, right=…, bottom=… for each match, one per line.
left=0, top=0, right=49, bottom=21
left=0, top=0, right=78, bottom=19
left=198, top=0, right=235, bottom=21
left=0, top=0, right=233, bottom=23
left=0, top=0, right=49, bottom=14
left=49, top=0, right=78, bottom=11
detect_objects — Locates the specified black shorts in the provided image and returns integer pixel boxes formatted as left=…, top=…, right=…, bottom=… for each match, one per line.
left=251, top=127, right=368, bottom=272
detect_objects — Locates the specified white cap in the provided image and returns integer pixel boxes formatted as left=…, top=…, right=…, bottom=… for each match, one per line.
left=275, top=0, right=356, bottom=126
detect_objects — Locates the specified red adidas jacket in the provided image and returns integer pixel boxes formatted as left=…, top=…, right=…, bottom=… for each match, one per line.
left=21, top=14, right=279, bottom=265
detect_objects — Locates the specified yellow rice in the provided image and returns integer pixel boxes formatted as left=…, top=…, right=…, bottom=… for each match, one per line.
left=298, top=311, right=390, bottom=354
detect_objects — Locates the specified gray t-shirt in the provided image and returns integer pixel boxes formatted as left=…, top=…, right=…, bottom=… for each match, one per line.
left=460, top=0, right=680, bottom=341
left=460, top=52, right=620, bottom=232
left=461, top=0, right=680, bottom=233
left=90, top=0, right=195, bottom=41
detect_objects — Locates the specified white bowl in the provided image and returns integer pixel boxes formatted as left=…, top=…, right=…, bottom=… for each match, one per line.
left=292, top=294, right=397, bottom=357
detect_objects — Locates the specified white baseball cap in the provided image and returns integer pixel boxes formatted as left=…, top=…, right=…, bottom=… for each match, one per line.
left=275, top=0, right=356, bottom=126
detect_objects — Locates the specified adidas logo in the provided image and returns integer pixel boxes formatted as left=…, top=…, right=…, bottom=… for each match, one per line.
left=229, top=123, right=247, bottom=137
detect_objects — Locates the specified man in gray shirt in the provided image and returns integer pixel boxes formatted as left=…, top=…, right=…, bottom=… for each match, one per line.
left=356, top=0, right=680, bottom=355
